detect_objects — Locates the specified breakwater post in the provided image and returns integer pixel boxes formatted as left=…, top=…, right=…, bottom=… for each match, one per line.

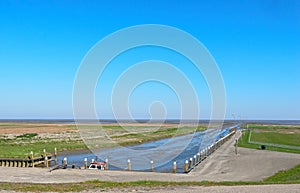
left=30, top=151, right=34, bottom=168
left=63, top=157, right=67, bottom=167
left=173, top=161, right=177, bottom=173
left=54, top=147, right=57, bottom=165
left=184, top=160, right=189, bottom=173
left=127, top=159, right=131, bottom=171
left=84, top=158, right=88, bottom=169
left=150, top=160, right=154, bottom=172
left=105, top=158, right=108, bottom=170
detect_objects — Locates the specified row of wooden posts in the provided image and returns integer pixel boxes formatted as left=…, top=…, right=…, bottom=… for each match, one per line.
left=0, top=148, right=57, bottom=168
left=60, top=130, right=236, bottom=173
left=1, top=130, right=235, bottom=173
left=183, top=130, right=235, bottom=173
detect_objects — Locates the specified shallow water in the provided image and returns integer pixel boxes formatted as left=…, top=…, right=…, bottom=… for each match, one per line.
left=57, top=126, right=235, bottom=173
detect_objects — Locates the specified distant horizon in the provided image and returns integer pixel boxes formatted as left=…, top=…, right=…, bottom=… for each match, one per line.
left=0, top=118, right=299, bottom=121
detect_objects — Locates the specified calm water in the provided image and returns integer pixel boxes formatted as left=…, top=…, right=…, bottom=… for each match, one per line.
left=57, top=126, right=235, bottom=173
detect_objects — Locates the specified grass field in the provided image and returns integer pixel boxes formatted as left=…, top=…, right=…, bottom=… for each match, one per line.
left=0, top=123, right=207, bottom=158
left=0, top=164, right=299, bottom=192
left=238, top=124, right=300, bottom=154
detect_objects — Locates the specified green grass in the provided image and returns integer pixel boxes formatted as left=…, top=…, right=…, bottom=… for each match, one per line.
left=251, top=132, right=300, bottom=147
left=247, top=124, right=300, bottom=130
left=0, top=124, right=207, bottom=158
left=265, top=164, right=300, bottom=183
left=0, top=139, right=87, bottom=158
left=238, top=124, right=300, bottom=154
left=0, top=181, right=273, bottom=192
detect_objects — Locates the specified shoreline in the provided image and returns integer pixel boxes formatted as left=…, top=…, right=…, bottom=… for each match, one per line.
left=1, top=131, right=300, bottom=184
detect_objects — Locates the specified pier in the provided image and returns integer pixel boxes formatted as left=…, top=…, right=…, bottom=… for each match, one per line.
left=0, top=148, right=57, bottom=168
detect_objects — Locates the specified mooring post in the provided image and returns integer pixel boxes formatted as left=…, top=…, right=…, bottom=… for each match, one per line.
left=63, top=157, right=68, bottom=167
left=127, top=159, right=131, bottom=171
left=189, top=157, right=193, bottom=169
left=173, top=161, right=176, bottom=174
left=45, top=156, right=48, bottom=168
left=197, top=153, right=200, bottom=164
left=184, top=160, right=189, bottom=173
left=193, top=155, right=197, bottom=166
left=84, top=158, right=88, bottom=169
left=54, top=147, right=57, bottom=165
left=30, top=151, right=34, bottom=168
left=105, top=158, right=108, bottom=170
left=150, top=160, right=154, bottom=172
left=235, top=139, right=238, bottom=155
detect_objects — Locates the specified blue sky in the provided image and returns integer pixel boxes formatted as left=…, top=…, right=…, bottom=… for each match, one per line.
left=0, top=0, right=299, bottom=120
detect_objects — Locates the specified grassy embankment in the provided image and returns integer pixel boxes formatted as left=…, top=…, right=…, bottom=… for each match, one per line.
left=238, top=124, right=300, bottom=154
left=0, top=164, right=299, bottom=192
left=0, top=123, right=206, bottom=158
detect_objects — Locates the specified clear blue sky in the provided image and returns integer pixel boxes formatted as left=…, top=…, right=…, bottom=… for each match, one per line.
left=0, top=0, right=299, bottom=120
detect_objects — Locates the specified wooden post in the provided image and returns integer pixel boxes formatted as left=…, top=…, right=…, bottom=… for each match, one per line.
left=127, top=159, right=131, bottom=171
left=173, top=161, right=176, bottom=173
left=189, top=157, right=193, bottom=168
left=84, top=158, right=88, bottom=169
left=54, top=147, right=57, bottom=165
left=63, top=157, right=68, bottom=167
left=45, top=156, right=48, bottom=168
left=197, top=153, right=200, bottom=163
left=235, top=139, right=238, bottom=155
left=43, top=149, right=46, bottom=158
left=184, top=160, right=189, bottom=173
left=105, top=158, right=108, bottom=170
left=193, top=155, right=197, bottom=165
left=150, top=160, right=154, bottom=172
left=30, top=151, right=34, bottom=168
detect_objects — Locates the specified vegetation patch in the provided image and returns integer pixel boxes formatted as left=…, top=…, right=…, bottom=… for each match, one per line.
left=238, top=124, right=300, bottom=154
left=0, top=123, right=208, bottom=158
